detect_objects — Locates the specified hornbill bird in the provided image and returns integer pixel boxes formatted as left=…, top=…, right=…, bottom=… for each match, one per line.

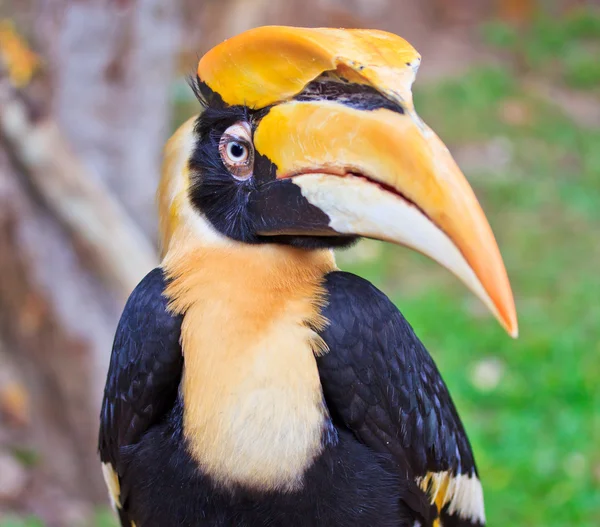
left=99, top=26, right=518, bottom=527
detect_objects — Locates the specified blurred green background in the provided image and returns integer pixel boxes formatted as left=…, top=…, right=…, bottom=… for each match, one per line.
left=0, top=1, right=598, bottom=526
left=344, top=12, right=600, bottom=526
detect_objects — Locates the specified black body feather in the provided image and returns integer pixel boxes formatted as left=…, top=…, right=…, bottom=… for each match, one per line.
left=99, top=269, right=481, bottom=526
left=318, top=272, right=477, bottom=478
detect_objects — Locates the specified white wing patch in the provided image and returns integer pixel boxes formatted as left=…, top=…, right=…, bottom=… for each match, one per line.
left=417, top=471, right=485, bottom=524
left=101, top=462, right=121, bottom=510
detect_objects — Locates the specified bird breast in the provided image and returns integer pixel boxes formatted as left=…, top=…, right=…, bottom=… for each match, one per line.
left=162, top=240, right=336, bottom=492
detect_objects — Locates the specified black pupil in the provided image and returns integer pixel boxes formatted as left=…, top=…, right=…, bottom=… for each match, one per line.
left=230, top=142, right=245, bottom=160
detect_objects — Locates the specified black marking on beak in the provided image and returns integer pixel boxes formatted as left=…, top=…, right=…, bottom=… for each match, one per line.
left=295, top=77, right=404, bottom=114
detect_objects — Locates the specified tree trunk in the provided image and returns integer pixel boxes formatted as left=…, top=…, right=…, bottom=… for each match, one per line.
left=36, top=0, right=182, bottom=238
left=0, top=1, right=180, bottom=523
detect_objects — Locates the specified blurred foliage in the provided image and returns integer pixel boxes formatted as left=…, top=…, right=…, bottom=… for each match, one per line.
left=0, top=19, right=40, bottom=87
left=0, top=518, right=44, bottom=527
left=483, top=7, right=600, bottom=90
left=10, top=447, right=40, bottom=469
left=0, top=510, right=116, bottom=527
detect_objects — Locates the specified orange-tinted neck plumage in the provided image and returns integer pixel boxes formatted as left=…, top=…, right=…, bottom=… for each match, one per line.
left=161, top=225, right=336, bottom=491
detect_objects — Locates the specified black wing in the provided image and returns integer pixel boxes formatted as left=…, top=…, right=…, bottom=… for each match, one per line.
left=318, top=272, right=485, bottom=526
left=98, top=268, right=183, bottom=524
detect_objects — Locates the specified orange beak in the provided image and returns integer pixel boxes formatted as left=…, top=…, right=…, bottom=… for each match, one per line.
left=198, top=26, right=518, bottom=336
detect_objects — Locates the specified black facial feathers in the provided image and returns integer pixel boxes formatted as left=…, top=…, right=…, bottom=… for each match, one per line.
left=188, top=103, right=259, bottom=242
left=186, top=76, right=364, bottom=249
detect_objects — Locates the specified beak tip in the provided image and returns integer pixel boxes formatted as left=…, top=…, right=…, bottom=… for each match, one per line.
left=501, top=307, right=519, bottom=339
left=491, top=284, right=518, bottom=338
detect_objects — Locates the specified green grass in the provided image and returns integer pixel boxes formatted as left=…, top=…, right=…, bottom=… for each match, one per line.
left=482, top=7, right=600, bottom=91
left=0, top=518, right=44, bottom=527
left=0, top=510, right=117, bottom=527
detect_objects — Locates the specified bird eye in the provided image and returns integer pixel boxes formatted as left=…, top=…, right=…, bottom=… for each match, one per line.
left=226, top=141, right=249, bottom=163
left=219, top=122, right=253, bottom=181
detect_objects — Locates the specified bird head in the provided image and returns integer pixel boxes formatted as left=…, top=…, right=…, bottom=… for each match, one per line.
left=158, top=26, right=518, bottom=337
